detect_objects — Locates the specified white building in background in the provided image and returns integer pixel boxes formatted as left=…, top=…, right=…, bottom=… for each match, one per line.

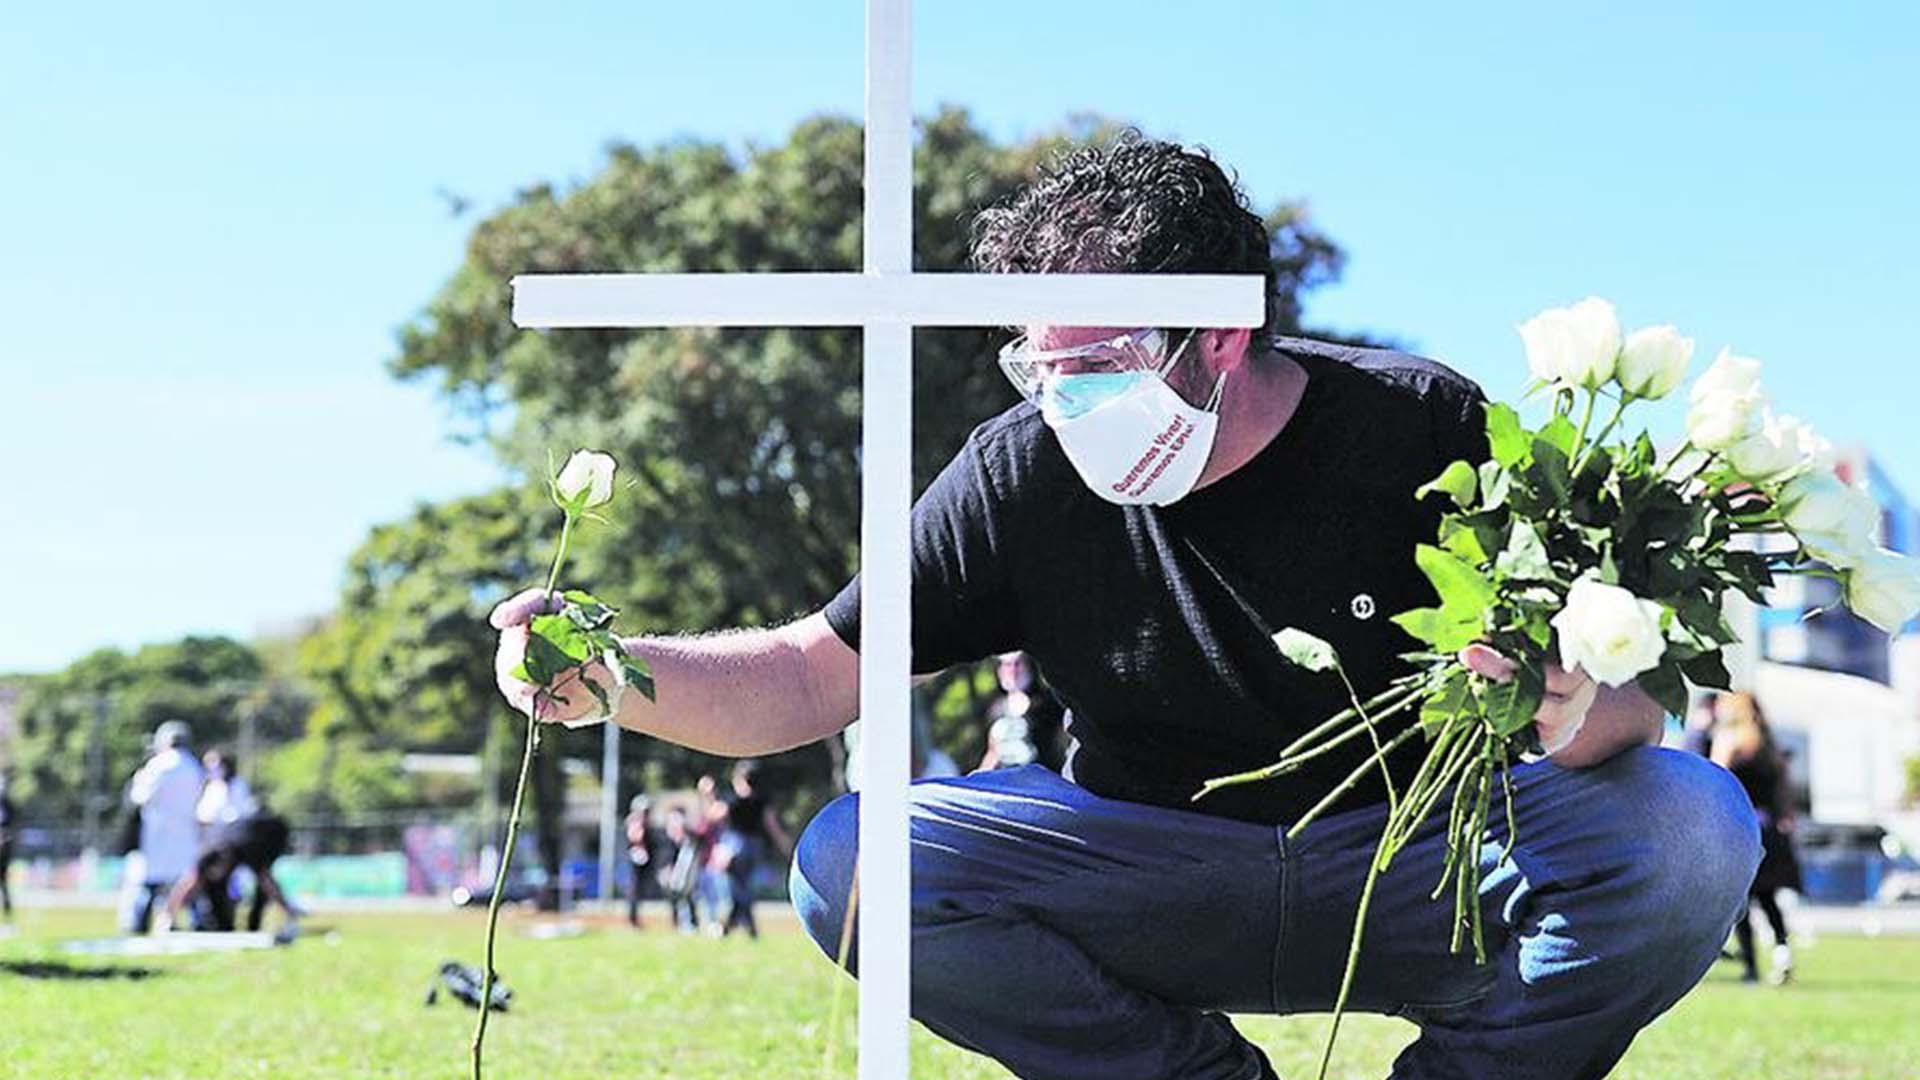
left=1731, top=447, right=1919, bottom=835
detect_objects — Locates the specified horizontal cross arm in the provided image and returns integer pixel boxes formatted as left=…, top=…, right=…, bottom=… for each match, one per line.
left=510, top=272, right=1265, bottom=329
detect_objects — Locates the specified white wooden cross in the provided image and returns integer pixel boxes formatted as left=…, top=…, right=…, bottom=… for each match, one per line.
left=510, top=2, right=1262, bottom=1075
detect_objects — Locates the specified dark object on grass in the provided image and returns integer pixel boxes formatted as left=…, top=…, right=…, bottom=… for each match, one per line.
left=425, top=961, right=512, bottom=1012
left=0, top=959, right=165, bottom=981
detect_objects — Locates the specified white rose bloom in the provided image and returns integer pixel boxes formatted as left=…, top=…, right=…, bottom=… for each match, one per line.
left=1686, top=393, right=1762, bottom=452
left=1518, top=297, right=1621, bottom=387
left=556, top=449, right=618, bottom=508
left=1615, top=325, right=1692, bottom=400
left=1683, top=350, right=1767, bottom=452
left=1689, top=348, right=1764, bottom=406
left=1781, top=470, right=1879, bottom=568
left=1797, top=427, right=1837, bottom=473
left=1726, top=410, right=1811, bottom=483
left=1845, top=549, right=1920, bottom=634
left=1551, top=577, right=1669, bottom=687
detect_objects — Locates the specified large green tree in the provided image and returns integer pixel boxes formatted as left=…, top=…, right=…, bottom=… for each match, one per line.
left=11, top=636, right=268, bottom=827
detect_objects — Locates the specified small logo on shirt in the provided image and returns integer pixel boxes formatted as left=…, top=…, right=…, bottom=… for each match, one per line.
left=1350, top=593, right=1376, bottom=620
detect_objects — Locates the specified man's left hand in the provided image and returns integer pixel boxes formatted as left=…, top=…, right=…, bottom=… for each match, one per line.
left=1458, top=643, right=1597, bottom=756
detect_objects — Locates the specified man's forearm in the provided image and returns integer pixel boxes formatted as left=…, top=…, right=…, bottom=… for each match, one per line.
left=608, top=615, right=852, bottom=756
left=1549, top=679, right=1664, bottom=769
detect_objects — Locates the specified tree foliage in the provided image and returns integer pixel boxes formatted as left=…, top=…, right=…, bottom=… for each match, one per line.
left=10, top=636, right=266, bottom=822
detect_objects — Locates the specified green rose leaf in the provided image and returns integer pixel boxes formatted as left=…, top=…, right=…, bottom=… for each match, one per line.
left=1539, top=414, right=1579, bottom=459
left=1528, top=440, right=1574, bottom=505
left=1479, top=664, right=1546, bottom=738
left=1418, top=460, right=1479, bottom=508
left=1477, top=461, right=1513, bottom=512
left=1420, top=667, right=1473, bottom=734
left=620, top=655, right=658, bottom=702
left=521, top=630, right=580, bottom=688
left=1484, top=403, right=1529, bottom=467
left=1271, top=628, right=1342, bottom=673
left=1439, top=516, right=1489, bottom=565
left=1415, top=544, right=1498, bottom=617
left=1495, top=522, right=1553, bottom=582
left=1636, top=661, right=1689, bottom=717
left=527, top=612, right=596, bottom=687
left=1679, top=650, right=1733, bottom=692
left=1392, top=607, right=1481, bottom=652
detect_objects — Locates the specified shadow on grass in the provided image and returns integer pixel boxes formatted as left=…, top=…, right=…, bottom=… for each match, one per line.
left=0, top=959, right=167, bottom=981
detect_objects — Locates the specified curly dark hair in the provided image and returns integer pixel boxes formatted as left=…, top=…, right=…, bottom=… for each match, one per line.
left=969, top=131, right=1277, bottom=347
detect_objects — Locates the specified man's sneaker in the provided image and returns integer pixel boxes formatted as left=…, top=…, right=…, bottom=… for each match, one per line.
left=1769, top=943, right=1795, bottom=985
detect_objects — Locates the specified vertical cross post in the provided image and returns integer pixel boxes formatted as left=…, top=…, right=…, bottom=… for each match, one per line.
left=509, top=4, right=1264, bottom=1075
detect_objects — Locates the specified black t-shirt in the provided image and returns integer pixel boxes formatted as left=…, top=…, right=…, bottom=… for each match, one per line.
left=825, top=338, right=1488, bottom=826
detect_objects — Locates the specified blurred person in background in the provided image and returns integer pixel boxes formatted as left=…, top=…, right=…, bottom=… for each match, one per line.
left=1676, top=694, right=1717, bottom=758
left=195, top=748, right=259, bottom=928
left=1711, top=691, right=1803, bottom=985
left=196, top=748, right=257, bottom=826
left=0, top=767, right=17, bottom=934
left=715, top=760, right=793, bottom=940
left=624, top=794, right=655, bottom=930
left=977, top=651, right=1066, bottom=773
left=656, top=806, right=702, bottom=933
left=120, top=720, right=205, bottom=934
left=694, top=774, right=730, bottom=933
left=163, top=811, right=299, bottom=935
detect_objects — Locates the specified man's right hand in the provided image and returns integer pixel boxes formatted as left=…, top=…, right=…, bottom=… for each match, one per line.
left=490, top=587, right=616, bottom=725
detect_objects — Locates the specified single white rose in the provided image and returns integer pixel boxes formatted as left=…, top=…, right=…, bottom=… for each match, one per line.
left=1845, top=549, right=1920, bottom=634
left=1795, top=424, right=1837, bottom=474
left=1689, top=348, right=1764, bottom=406
left=1686, top=392, right=1762, bottom=452
left=1726, top=410, right=1810, bottom=483
left=1615, top=325, right=1693, bottom=399
left=1781, top=470, right=1879, bottom=568
left=1551, top=577, right=1669, bottom=687
left=1518, top=297, right=1621, bottom=387
left=1685, top=348, right=1767, bottom=451
left=555, top=449, right=617, bottom=509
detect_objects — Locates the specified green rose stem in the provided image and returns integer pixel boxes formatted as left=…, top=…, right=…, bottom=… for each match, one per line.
left=471, top=702, right=541, bottom=1080
left=1201, top=662, right=1528, bottom=1080
left=1572, top=393, right=1631, bottom=477
left=471, top=503, right=583, bottom=1080
left=821, top=859, right=862, bottom=1080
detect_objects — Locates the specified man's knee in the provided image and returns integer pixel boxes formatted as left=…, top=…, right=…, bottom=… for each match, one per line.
left=1603, top=746, right=1760, bottom=937
left=790, top=790, right=859, bottom=969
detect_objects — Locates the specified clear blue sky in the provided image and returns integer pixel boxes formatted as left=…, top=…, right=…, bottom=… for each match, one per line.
left=3, top=2, right=1916, bottom=672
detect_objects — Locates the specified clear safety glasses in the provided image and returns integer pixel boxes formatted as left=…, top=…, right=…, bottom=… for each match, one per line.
left=996, top=328, right=1186, bottom=407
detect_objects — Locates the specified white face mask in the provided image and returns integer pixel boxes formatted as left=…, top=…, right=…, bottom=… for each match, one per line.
left=1038, top=344, right=1227, bottom=506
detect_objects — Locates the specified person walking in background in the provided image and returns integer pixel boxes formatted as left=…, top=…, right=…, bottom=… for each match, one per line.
left=120, top=720, right=205, bottom=934
left=715, top=760, right=792, bottom=940
left=656, top=806, right=701, bottom=933
left=0, top=768, right=17, bottom=935
left=1712, top=692, right=1803, bottom=985
left=623, top=795, right=655, bottom=930
left=693, top=775, right=729, bottom=933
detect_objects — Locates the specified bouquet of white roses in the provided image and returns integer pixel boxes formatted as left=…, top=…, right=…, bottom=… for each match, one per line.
left=1199, top=297, right=1920, bottom=1079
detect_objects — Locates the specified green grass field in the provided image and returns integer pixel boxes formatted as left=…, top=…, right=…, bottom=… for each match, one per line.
left=1, top=905, right=1916, bottom=1079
